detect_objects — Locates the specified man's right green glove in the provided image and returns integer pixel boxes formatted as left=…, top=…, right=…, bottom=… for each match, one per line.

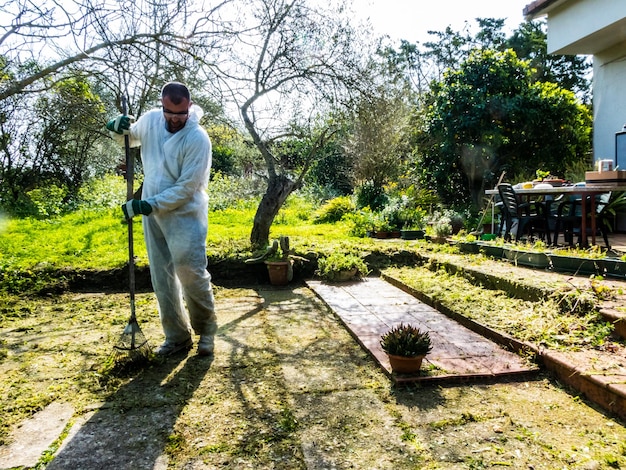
left=122, top=200, right=152, bottom=219
left=106, top=115, right=132, bottom=135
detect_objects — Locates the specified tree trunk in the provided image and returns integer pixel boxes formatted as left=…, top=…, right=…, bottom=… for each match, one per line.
left=250, top=174, right=298, bottom=249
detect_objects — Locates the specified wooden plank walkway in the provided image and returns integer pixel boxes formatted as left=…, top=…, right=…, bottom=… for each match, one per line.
left=307, top=277, right=539, bottom=384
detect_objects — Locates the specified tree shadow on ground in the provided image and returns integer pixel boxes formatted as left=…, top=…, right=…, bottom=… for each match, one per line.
left=47, top=351, right=214, bottom=469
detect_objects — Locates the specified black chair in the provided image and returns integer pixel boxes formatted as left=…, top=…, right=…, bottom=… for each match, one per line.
left=493, top=195, right=506, bottom=237
left=553, top=192, right=612, bottom=248
left=552, top=195, right=582, bottom=247
left=497, top=183, right=551, bottom=243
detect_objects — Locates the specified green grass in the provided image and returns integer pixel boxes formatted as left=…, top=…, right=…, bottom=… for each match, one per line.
left=0, top=194, right=617, bottom=352
left=0, top=209, right=135, bottom=270
left=0, top=196, right=367, bottom=273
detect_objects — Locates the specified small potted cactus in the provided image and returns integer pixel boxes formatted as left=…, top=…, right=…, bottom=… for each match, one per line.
left=380, top=323, right=432, bottom=374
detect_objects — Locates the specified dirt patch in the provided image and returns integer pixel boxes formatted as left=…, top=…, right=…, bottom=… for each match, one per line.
left=0, top=286, right=625, bottom=468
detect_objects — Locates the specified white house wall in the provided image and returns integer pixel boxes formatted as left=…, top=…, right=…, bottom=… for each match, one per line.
left=528, top=0, right=626, bottom=229
left=593, top=42, right=626, bottom=164
left=545, top=0, right=626, bottom=55
left=538, top=0, right=626, bottom=164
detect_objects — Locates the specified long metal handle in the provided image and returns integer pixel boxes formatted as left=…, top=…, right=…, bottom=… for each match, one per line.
left=122, top=95, right=136, bottom=323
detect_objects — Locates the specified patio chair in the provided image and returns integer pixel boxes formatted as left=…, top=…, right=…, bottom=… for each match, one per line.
left=553, top=192, right=613, bottom=248
left=497, top=183, right=551, bottom=243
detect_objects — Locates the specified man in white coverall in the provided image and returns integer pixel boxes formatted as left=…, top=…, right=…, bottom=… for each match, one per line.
left=106, top=82, right=217, bottom=356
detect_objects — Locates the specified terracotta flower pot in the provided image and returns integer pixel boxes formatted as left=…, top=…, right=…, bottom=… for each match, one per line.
left=265, top=260, right=290, bottom=286
left=334, top=268, right=357, bottom=282
left=387, top=354, right=425, bottom=374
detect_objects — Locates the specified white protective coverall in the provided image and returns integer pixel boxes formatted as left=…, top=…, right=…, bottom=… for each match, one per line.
left=116, top=104, right=217, bottom=344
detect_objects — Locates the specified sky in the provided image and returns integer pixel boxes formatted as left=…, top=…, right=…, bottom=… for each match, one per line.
left=356, top=0, right=534, bottom=44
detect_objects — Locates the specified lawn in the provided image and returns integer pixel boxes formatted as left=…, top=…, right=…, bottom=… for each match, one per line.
left=1, top=201, right=626, bottom=468
left=0, top=197, right=365, bottom=272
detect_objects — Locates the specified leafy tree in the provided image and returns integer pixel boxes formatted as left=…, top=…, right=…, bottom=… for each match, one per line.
left=506, top=20, right=591, bottom=103
left=34, top=76, right=111, bottom=201
left=388, top=18, right=590, bottom=102
left=0, top=73, right=116, bottom=214
left=344, top=87, right=413, bottom=192
left=418, top=49, right=591, bottom=209
left=0, top=91, right=39, bottom=213
left=307, top=138, right=353, bottom=198
left=207, top=124, right=263, bottom=177
left=0, top=0, right=233, bottom=215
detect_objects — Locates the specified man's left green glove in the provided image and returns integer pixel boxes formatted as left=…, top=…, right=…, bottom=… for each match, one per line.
left=106, top=115, right=132, bottom=135
left=122, top=200, right=152, bottom=219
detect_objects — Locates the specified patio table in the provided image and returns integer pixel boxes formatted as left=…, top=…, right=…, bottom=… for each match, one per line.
left=485, top=184, right=626, bottom=247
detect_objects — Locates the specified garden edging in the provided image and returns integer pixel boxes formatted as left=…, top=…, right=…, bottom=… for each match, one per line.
left=382, top=264, right=626, bottom=422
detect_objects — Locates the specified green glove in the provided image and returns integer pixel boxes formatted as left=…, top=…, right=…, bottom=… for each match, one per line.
left=122, top=200, right=152, bottom=219
left=106, top=115, right=132, bottom=135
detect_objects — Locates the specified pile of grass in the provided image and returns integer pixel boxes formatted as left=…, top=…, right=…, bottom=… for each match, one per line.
left=384, top=263, right=613, bottom=350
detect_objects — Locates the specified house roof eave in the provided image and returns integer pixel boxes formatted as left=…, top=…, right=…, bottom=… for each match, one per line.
left=523, top=0, right=571, bottom=20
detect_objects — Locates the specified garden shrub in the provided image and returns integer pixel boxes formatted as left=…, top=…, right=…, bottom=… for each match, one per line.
left=27, top=185, right=67, bottom=218
left=345, top=208, right=375, bottom=238
left=77, top=174, right=126, bottom=210
left=207, top=172, right=263, bottom=211
left=355, top=180, right=387, bottom=211
left=313, top=196, right=355, bottom=224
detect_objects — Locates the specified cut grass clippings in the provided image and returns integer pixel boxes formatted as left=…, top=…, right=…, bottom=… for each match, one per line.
left=383, top=262, right=614, bottom=351
left=2, top=286, right=626, bottom=469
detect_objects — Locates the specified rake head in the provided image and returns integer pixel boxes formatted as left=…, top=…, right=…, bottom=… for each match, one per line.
left=113, top=317, right=151, bottom=362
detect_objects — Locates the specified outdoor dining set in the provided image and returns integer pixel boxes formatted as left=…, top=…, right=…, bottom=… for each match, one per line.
left=485, top=178, right=626, bottom=248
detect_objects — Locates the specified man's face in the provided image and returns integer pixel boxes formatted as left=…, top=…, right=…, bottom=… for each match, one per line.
left=162, top=96, right=190, bottom=133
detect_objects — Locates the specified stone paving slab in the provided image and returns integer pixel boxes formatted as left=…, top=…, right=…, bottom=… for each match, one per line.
left=306, top=277, right=539, bottom=384
left=0, top=402, right=74, bottom=470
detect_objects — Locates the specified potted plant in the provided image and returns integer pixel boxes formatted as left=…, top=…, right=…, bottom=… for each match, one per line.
left=316, top=251, right=369, bottom=282
left=454, top=233, right=479, bottom=253
left=400, top=225, right=425, bottom=240
left=400, top=207, right=427, bottom=240
left=245, top=236, right=309, bottom=285
left=504, top=240, right=551, bottom=269
left=380, top=323, right=432, bottom=374
left=263, top=237, right=294, bottom=285
left=548, top=246, right=605, bottom=276
left=603, top=253, right=626, bottom=278
left=476, top=236, right=507, bottom=259
left=367, top=211, right=391, bottom=238
left=373, top=218, right=396, bottom=238
left=431, top=216, right=452, bottom=243
left=481, top=211, right=496, bottom=235
left=379, top=196, right=409, bottom=238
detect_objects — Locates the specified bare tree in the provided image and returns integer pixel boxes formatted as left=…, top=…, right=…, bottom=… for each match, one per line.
left=209, top=0, right=372, bottom=248
left=0, top=0, right=232, bottom=103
